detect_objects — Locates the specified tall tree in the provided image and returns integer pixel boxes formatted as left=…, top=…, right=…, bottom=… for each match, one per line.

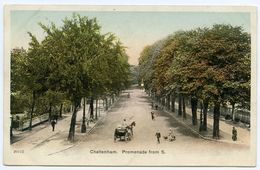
left=195, top=25, right=250, bottom=138
left=139, top=24, right=250, bottom=139
left=37, top=14, right=130, bottom=141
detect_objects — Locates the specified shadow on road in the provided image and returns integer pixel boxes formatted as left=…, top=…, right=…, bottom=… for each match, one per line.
left=156, top=110, right=199, bottom=138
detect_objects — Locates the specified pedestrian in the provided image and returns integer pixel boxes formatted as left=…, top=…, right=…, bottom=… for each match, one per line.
left=151, top=111, right=155, bottom=120
left=51, top=119, right=56, bottom=131
left=155, top=105, right=158, bottom=110
left=122, top=119, right=127, bottom=128
left=232, top=126, right=237, bottom=141
left=155, top=130, right=161, bottom=143
left=168, top=128, right=176, bottom=141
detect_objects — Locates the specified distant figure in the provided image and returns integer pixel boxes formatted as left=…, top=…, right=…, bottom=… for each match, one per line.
left=163, top=128, right=175, bottom=141
left=232, top=127, right=237, bottom=141
left=122, top=119, right=127, bottom=128
left=155, top=105, right=158, bottom=110
left=127, top=93, right=130, bottom=98
left=51, top=119, right=56, bottom=131
left=151, top=102, right=154, bottom=109
left=155, top=130, right=161, bottom=143
left=151, top=111, right=155, bottom=120
left=168, top=128, right=176, bottom=141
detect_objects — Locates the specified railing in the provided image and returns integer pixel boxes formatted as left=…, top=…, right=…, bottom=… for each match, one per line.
left=156, top=97, right=250, bottom=125
left=17, top=113, right=49, bottom=131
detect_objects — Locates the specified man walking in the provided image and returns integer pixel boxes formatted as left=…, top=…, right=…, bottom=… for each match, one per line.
left=51, top=119, right=56, bottom=131
left=151, top=111, right=155, bottom=120
left=155, top=130, right=161, bottom=143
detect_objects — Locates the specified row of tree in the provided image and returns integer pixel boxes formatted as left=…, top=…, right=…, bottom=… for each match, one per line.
left=11, top=14, right=130, bottom=141
left=139, top=24, right=250, bottom=139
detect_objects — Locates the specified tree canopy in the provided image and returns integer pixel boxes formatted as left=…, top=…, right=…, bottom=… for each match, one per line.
left=139, top=24, right=250, bottom=138
left=11, top=14, right=130, bottom=141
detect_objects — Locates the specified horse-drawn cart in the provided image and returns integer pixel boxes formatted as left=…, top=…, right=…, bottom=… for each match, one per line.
left=114, top=121, right=135, bottom=142
left=114, top=127, right=132, bottom=141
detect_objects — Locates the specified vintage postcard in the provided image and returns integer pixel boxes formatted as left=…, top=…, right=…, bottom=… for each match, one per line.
left=3, top=5, right=257, bottom=166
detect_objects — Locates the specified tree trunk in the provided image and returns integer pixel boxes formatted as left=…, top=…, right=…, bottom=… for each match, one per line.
left=202, top=100, right=208, bottom=131
left=199, top=102, right=203, bottom=131
left=90, top=97, right=94, bottom=119
left=109, top=97, right=112, bottom=107
left=191, top=96, right=198, bottom=125
left=171, top=93, right=175, bottom=112
left=213, top=102, right=220, bottom=139
left=59, top=103, right=63, bottom=118
left=70, top=105, right=73, bottom=112
left=10, top=116, right=13, bottom=143
left=81, top=98, right=86, bottom=133
left=105, top=98, right=108, bottom=110
left=231, top=103, right=235, bottom=121
left=68, top=99, right=80, bottom=142
left=95, top=99, right=98, bottom=120
left=29, top=91, right=36, bottom=130
left=178, top=94, right=182, bottom=116
left=49, top=104, right=52, bottom=121
left=182, top=96, right=186, bottom=119
left=112, top=95, right=115, bottom=103
left=167, top=94, right=171, bottom=110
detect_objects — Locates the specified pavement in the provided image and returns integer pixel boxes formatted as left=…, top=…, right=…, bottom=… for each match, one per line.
left=11, top=97, right=119, bottom=156
left=153, top=100, right=250, bottom=146
left=8, top=87, right=254, bottom=166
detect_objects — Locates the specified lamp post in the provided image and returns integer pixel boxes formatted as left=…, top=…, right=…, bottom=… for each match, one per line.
left=10, top=115, right=13, bottom=143
left=81, top=98, right=86, bottom=133
left=199, top=102, right=203, bottom=132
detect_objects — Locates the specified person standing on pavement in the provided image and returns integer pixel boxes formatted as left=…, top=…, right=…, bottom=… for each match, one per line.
left=51, top=119, right=56, bottom=131
left=232, top=126, right=237, bottom=141
left=155, top=130, right=161, bottom=143
left=151, top=111, right=155, bottom=120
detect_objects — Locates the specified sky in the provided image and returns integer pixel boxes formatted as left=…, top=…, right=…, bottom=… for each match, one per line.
left=10, top=10, right=250, bottom=65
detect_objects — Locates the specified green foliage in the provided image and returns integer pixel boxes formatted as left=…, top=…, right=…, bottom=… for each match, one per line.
left=130, top=65, right=139, bottom=85
left=139, top=24, right=251, bottom=110
left=10, top=14, right=130, bottom=134
left=139, top=40, right=166, bottom=92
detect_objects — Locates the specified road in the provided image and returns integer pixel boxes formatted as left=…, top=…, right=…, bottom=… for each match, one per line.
left=9, top=87, right=253, bottom=166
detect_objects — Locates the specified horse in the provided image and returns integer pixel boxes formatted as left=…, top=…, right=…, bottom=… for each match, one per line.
left=126, top=121, right=136, bottom=136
